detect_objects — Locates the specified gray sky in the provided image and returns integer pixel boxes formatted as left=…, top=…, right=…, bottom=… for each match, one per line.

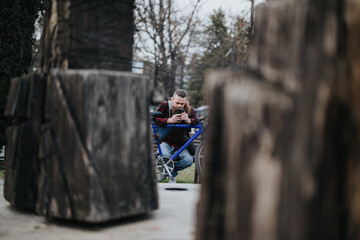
left=199, top=0, right=264, bottom=19
left=201, top=0, right=250, bottom=15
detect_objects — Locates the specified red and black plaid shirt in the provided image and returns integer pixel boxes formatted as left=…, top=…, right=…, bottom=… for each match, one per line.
left=155, top=101, right=199, bottom=150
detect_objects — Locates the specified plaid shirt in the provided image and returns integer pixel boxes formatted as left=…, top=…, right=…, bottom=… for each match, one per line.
left=155, top=101, right=199, bottom=150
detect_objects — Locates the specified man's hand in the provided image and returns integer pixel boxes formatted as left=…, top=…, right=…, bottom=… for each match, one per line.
left=167, top=114, right=182, bottom=124
left=180, top=113, right=191, bottom=124
left=167, top=113, right=191, bottom=124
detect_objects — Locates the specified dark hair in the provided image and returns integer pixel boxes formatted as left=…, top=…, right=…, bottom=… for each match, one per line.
left=173, top=89, right=187, bottom=98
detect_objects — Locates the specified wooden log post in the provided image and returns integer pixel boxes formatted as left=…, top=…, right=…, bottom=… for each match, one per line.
left=40, top=0, right=134, bottom=72
left=4, top=0, right=158, bottom=222
left=4, top=74, right=45, bottom=209
left=196, top=0, right=360, bottom=239
left=36, top=70, right=157, bottom=222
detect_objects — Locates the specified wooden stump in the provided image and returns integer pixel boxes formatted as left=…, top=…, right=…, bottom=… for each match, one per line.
left=4, top=73, right=45, bottom=209
left=36, top=70, right=158, bottom=222
left=4, top=0, right=158, bottom=223
left=196, top=0, right=360, bottom=239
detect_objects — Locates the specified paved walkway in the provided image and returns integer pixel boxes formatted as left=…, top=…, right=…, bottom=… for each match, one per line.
left=0, top=180, right=200, bottom=240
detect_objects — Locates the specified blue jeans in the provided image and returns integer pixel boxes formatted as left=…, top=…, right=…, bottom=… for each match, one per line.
left=160, top=142, right=193, bottom=177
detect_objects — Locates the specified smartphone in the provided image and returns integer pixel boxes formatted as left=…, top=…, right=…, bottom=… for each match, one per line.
left=175, top=108, right=185, bottom=114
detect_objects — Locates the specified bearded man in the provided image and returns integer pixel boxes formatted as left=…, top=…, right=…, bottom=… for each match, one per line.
left=154, top=89, right=199, bottom=183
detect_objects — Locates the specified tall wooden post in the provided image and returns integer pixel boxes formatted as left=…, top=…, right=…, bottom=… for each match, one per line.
left=196, top=0, right=360, bottom=239
left=40, top=0, right=134, bottom=72
left=4, top=0, right=158, bottom=222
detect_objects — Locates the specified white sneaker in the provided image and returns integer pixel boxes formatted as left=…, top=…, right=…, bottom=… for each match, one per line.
left=168, top=176, right=177, bottom=184
left=157, top=173, right=167, bottom=182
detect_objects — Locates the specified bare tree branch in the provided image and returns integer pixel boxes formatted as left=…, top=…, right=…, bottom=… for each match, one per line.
left=134, top=0, right=202, bottom=95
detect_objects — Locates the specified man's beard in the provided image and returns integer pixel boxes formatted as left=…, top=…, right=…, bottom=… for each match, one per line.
left=171, top=107, right=178, bottom=116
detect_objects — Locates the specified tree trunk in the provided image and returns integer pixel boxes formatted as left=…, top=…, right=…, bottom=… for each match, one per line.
left=5, top=0, right=158, bottom=222
left=40, top=0, right=134, bottom=72
left=196, top=0, right=360, bottom=239
left=169, top=51, right=177, bottom=95
left=179, top=56, right=185, bottom=89
left=249, top=0, right=255, bottom=41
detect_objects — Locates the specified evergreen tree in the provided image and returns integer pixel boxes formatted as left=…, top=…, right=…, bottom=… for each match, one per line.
left=202, top=9, right=230, bottom=68
left=187, top=53, right=205, bottom=107
left=187, top=9, right=251, bottom=107
left=187, top=9, right=229, bottom=107
left=0, top=0, right=42, bottom=147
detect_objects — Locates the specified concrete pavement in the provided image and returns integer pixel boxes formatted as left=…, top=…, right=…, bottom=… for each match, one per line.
left=0, top=180, right=200, bottom=240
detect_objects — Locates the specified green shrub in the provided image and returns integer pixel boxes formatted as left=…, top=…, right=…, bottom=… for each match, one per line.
left=0, top=165, right=5, bottom=179
left=0, top=0, right=42, bottom=147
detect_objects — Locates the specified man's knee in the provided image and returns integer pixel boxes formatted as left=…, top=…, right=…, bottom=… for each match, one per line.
left=183, top=155, right=193, bottom=167
left=160, top=143, right=172, bottom=157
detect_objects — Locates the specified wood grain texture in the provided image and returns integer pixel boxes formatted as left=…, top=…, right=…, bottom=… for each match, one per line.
left=4, top=74, right=45, bottom=209
left=37, top=70, right=158, bottom=222
left=40, top=0, right=134, bottom=72
left=4, top=0, right=156, bottom=223
left=196, top=0, right=360, bottom=239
